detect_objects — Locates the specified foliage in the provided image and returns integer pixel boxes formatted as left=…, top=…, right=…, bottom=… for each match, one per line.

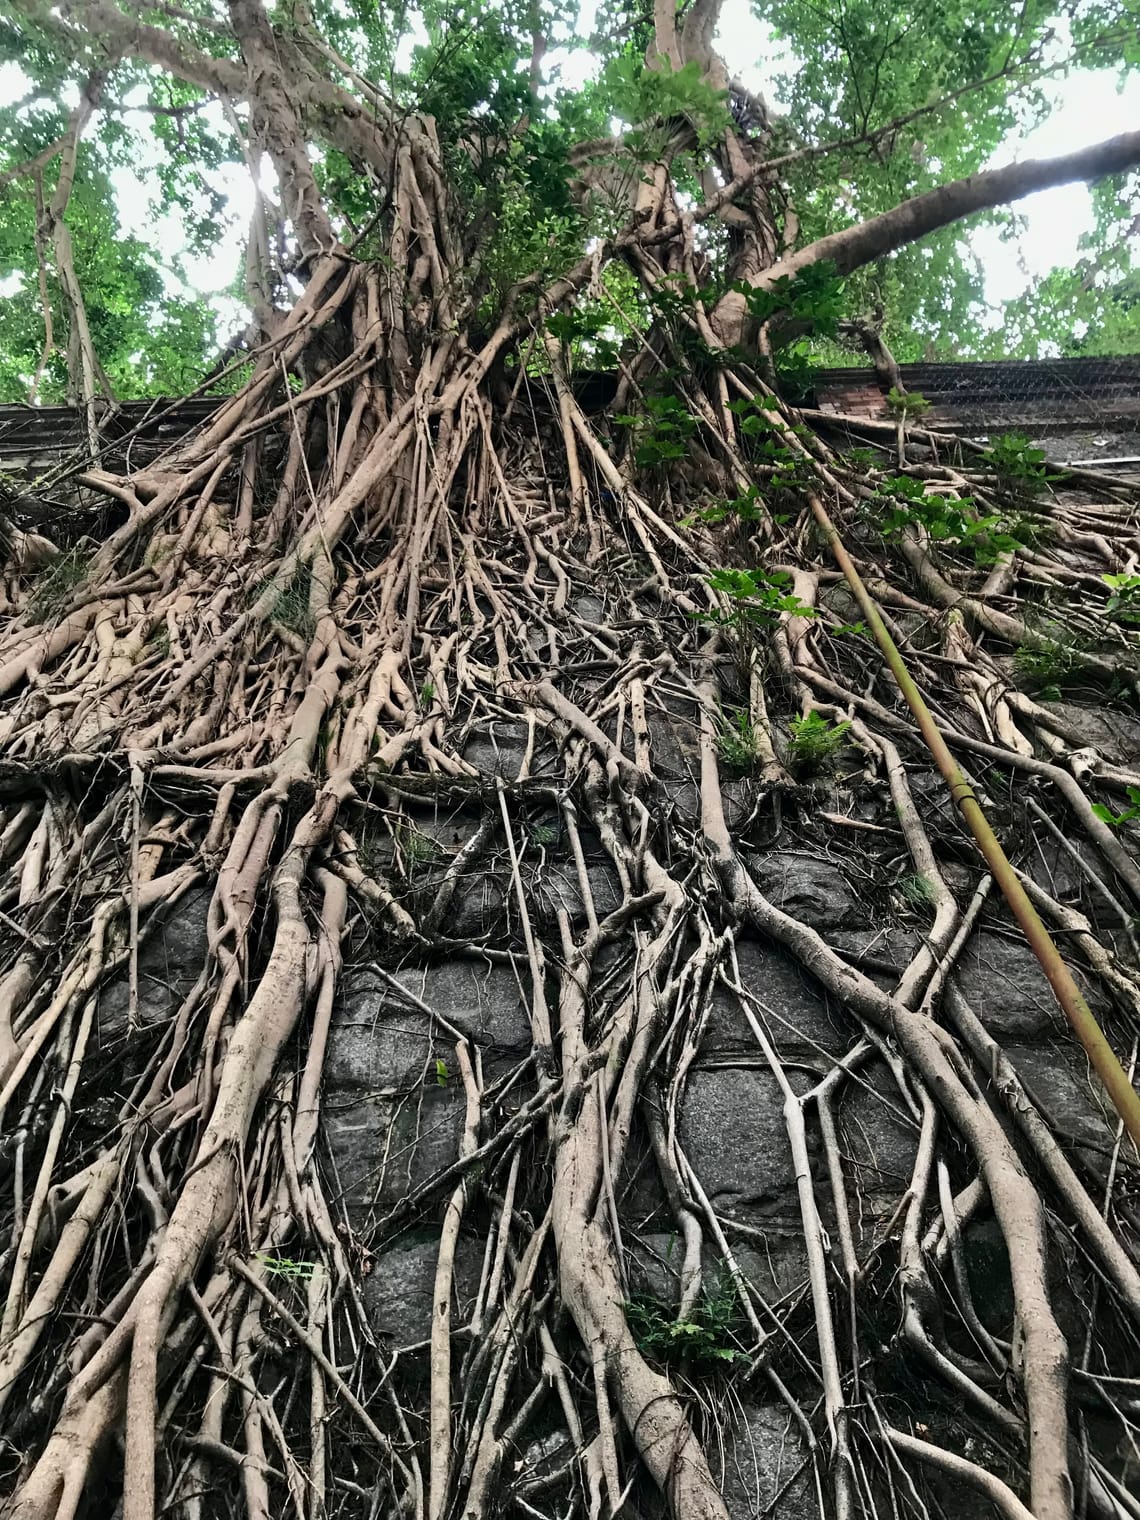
left=873, top=475, right=1038, bottom=565
left=885, top=387, right=930, bottom=418
left=614, top=394, right=698, bottom=467
left=895, top=872, right=937, bottom=908
left=699, top=566, right=812, bottom=632
left=626, top=1272, right=744, bottom=1369
left=255, top=1253, right=316, bottom=1279
left=693, top=567, right=814, bottom=683
left=988, top=181, right=1140, bottom=357
left=601, top=55, right=732, bottom=149
left=716, top=708, right=763, bottom=770
left=1013, top=632, right=1088, bottom=690
left=27, top=547, right=90, bottom=622
left=733, top=261, right=847, bottom=338
left=1, top=0, right=1135, bottom=391
left=786, top=710, right=851, bottom=773
left=545, top=299, right=624, bottom=371
left=398, top=822, right=441, bottom=868
left=264, top=567, right=316, bottom=642
left=0, top=140, right=219, bottom=402
left=1091, top=787, right=1140, bottom=829
left=1102, top=573, right=1140, bottom=626
left=982, top=433, right=1055, bottom=498
left=682, top=481, right=767, bottom=527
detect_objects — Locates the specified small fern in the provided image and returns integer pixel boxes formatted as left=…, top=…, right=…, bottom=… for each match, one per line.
left=787, top=710, right=850, bottom=773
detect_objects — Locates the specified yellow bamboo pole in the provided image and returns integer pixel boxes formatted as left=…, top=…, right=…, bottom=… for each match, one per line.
left=808, top=492, right=1140, bottom=1151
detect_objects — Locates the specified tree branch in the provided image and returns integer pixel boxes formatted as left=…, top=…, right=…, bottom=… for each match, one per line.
left=759, top=128, right=1140, bottom=286
left=707, top=127, right=1140, bottom=342
left=226, top=0, right=337, bottom=262
left=36, top=0, right=246, bottom=96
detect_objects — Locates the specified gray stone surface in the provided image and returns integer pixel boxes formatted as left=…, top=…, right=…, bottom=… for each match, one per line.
left=325, top=963, right=533, bottom=1214
left=716, top=1404, right=816, bottom=1520
left=646, top=710, right=698, bottom=780
left=626, top=1229, right=810, bottom=1332
left=1039, top=700, right=1140, bottom=766
left=462, top=721, right=531, bottom=778
left=367, top=961, right=532, bottom=1053
left=704, top=937, right=848, bottom=1057
left=722, top=777, right=761, bottom=831
left=314, top=717, right=1128, bottom=1503
left=749, top=851, right=862, bottom=930
left=528, top=857, right=623, bottom=928
left=626, top=1230, right=683, bottom=1303
left=838, top=1062, right=922, bottom=1224
left=679, top=1067, right=806, bottom=1213
left=572, top=593, right=606, bottom=623
left=828, top=926, right=921, bottom=972
left=97, top=886, right=209, bottom=1039
left=1024, top=828, right=1109, bottom=900
left=963, top=1217, right=1013, bottom=1335
left=1003, top=1041, right=1116, bottom=1164
left=362, top=1231, right=483, bottom=1345
left=325, top=1074, right=464, bottom=1216
left=955, top=932, right=1107, bottom=1039
left=724, top=1232, right=810, bottom=1307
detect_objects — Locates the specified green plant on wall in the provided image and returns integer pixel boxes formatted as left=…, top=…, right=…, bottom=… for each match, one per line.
left=695, top=566, right=815, bottom=682
left=1092, top=786, right=1140, bottom=828
left=885, top=386, right=931, bottom=418
left=1103, top=573, right=1140, bottom=626
left=716, top=708, right=763, bottom=771
left=27, top=548, right=90, bottom=622
left=614, top=394, right=699, bottom=467
left=1013, top=633, right=1087, bottom=691
left=626, top=1272, right=743, bottom=1371
left=982, top=432, right=1057, bottom=498
left=786, top=710, right=851, bottom=773
left=397, top=822, right=441, bottom=871
left=875, top=475, right=1037, bottom=566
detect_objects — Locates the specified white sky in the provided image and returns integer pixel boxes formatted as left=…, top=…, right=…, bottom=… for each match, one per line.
left=1, top=5, right=1138, bottom=347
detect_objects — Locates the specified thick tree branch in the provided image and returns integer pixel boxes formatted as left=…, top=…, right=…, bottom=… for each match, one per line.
left=761, top=128, right=1140, bottom=284
left=711, top=128, right=1140, bottom=342
left=226, top=0, right=336, bottom=261
left=16, top=0, right=400, bottom=192
left=34, top=0, right=246, bottom=97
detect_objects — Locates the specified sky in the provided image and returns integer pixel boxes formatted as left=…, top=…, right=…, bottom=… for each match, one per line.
left=1, top=4, right=1139, bottom=348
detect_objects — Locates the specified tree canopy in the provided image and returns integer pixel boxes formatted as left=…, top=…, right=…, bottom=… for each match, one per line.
left=1, top=0, right=1138, bottom=400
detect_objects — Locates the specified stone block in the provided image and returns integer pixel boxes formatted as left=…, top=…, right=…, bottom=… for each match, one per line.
left=716, top=1403, right=816, bottom=1520
left=954, top=933, right=1107, bottom=1040
left=97, top=886, right=210, bottom=1040
left=462, top=722, right=531, bottom=779
left=1002, top=1040, right=1116, bottom=1167
left=838, top=1060, right=921, bottom=1225
left=679, top=1067, right=804, bottom=1214
left=749, top=851, right=862, bottom=930
left=362, top=1230, right=483, bottom=1346
left=325, top=963, right=533, bottom=1216
left=704, top=938, right=848, bottom=1058
left=528, top=857, right=623, bottom=929
left=325, top=1077, right=464, bottom=1216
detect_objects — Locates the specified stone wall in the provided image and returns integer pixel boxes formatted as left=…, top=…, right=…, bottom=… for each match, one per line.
left=293, top=693, right=1140, bottom=1517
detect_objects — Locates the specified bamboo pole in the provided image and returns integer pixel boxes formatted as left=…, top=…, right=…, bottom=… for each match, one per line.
left=809, top=492, right=1140, bottom=1151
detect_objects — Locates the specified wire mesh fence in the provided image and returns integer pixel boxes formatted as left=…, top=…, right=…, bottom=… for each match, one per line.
left=814, top=354, right=1140, bottom=465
